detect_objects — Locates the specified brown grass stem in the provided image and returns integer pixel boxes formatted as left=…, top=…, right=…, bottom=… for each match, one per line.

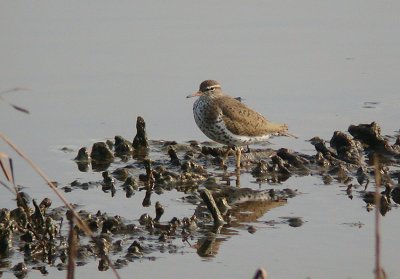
left=373, top=154, right=385, bottom=279
left=67, top=217, right=77, bottom=279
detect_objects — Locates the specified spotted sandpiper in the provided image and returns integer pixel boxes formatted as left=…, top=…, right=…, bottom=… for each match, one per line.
left=187, top=80, right=295, bottom=170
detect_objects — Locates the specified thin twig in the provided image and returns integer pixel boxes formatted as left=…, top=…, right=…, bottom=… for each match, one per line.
left=0, top=153, right=13, bottom=184
left=67, top=217, right=77, bottom=279
left=0, top=180, right=14, bottom=193
left=10, top=104, right=30, bottom=114
left=0, top=87, right=30, bottom=95
left=373, top=154, right=384, bottom=279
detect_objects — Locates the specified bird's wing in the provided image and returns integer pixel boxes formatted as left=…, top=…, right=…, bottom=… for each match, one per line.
left=217, top=96, right=289, bottom=137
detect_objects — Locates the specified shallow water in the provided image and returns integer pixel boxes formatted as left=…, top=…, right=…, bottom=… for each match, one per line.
left=1, top=1, right=400, bottom=278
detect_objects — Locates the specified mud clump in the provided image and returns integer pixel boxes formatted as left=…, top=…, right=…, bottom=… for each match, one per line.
left=114, top=135, right=133, bottom=157
left=168, top=146, right=181, bottom=166
left=330, top=131, right=363, bottom=165
left=348, top=122, right=400, bottom=154
left=74, top=147, right=90, bottom=162
left=132, top=116, right=149, bottom=149
left=91, top=142, right=114, bottom=162
left=90, top=142, right=115, bottom=171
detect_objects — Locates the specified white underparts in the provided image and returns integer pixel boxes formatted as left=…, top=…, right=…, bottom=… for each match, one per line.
left=193, top=98, right=271, bottom=146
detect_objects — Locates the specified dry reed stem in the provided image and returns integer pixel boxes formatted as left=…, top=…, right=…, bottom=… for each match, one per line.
left=373, top=155, right=385, bottom=279
left=0, top=87, right=30, bottom=95
left=0, top=133, right=121, bottom=279
left=67, top=217, right=77, bottom=279
left=0, top=152, right=13, bottom=183
left=0, top=153, right=15, bottom=193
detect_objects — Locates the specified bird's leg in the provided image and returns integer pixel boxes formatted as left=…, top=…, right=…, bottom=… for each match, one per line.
left=235, top=146, right=241, bottom=172
left=235, top=172, right=240, bottom=187
left=222, top=146, right=232, bottom=168
left=225, top=145, right=232, bottom=156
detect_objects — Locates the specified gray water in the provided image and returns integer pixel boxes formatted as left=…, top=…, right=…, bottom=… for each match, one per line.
left=1, top=1, right=400, bottom=278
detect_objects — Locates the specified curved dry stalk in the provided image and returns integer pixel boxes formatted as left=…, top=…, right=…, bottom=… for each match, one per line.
left=0, top=133, right=121, bottom=279
left=0, top=152, right=14, bottom=185
left=0, top=87, right=30, bottom=95
left=0, top=180, right=14, bottom=193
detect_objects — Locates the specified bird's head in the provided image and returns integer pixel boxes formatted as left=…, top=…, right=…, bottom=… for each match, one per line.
left=187, top=80, right=222, bottom=98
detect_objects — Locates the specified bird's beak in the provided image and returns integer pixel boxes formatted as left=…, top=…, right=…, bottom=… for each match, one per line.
left=186, top=91, right=202, bottom=98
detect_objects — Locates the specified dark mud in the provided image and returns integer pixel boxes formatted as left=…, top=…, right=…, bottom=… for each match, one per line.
left=1, top=118, right=400, bottom=277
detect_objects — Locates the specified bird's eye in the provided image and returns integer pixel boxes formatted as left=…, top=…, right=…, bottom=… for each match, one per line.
left=209, top=87, right=215, bottom=91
